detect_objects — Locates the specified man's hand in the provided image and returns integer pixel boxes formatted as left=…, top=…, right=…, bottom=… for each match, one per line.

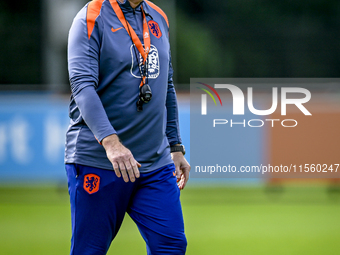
left=102, top=134, right=141, bottom=182
left=172, top=152, right=191, bottom=190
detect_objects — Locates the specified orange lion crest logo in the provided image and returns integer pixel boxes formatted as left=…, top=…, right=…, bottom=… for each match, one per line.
left=83, top=174, right=100, bottom=194
left=148, top=20, right=162, bottom=39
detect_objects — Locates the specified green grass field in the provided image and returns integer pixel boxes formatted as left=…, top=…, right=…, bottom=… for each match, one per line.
left=0, top=184, right=339, bottom=254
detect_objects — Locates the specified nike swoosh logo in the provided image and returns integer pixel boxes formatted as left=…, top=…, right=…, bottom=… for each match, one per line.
left=111, top=27, right=123, bottom=33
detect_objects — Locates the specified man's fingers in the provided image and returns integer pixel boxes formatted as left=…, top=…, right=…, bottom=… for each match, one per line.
left=184, top=166, right=190, bottom=184
left=178, top=176, right=184, bottom=190
left=179, top=176, right=186, bottom=190
left=118, top=161, right=129, bottom=182
left=112, top=156, right=140, bottom=183
left=112, top=162, right=121, bottom=178
left=175, top=163, right=181, bottom=179
left=178, top=166, right=190, bottom=190
left=183, top=166, right=191, bottom=189
left=131, top=158, right=140, bottom=179
left=124, top=160, right=136, bottom=183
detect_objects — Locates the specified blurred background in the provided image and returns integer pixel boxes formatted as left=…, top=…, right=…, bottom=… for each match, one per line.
left=0, top=0, right=340, bottom=254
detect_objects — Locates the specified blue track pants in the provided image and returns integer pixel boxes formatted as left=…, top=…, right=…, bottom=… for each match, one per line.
left=66, top=163, right=187, bottom=255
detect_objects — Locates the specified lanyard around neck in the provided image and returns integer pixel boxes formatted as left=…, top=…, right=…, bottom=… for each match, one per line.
left=111, top=0, right=150, bottom=66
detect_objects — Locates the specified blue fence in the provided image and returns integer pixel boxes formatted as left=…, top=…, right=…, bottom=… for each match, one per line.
left=0, top=93, right=191, bottom=184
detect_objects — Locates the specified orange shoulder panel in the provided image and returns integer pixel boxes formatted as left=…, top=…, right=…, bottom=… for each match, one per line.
left=87, top=0, right=105, bottom=39
left=145, top=0, right=169, bottom=28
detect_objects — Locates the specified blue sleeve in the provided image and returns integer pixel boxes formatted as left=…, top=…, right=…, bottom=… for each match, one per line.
left=74, top=86, right=116, bottom=142
left=68, top=7, right=116, bottom=143
left=166, top=53, right=182, bottom=146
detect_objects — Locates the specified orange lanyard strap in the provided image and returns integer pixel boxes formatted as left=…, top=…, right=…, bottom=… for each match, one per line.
left=111, top=0, right=150, bottom=67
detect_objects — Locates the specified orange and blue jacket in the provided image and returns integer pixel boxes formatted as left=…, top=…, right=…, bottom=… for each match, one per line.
left=65, top=0, right=181, bottom=172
